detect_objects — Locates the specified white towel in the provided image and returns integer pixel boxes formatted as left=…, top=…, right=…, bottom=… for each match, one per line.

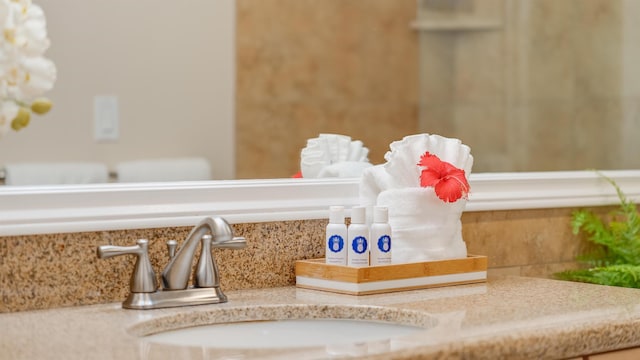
left=116, top=157, right=212, bottom=183
left=300, top=134, right=372, bottom=178
left=383, top=134, right=473, bottom=189
left=316, top=161, right=373, bottom=178
left=376, top=188, right=468, bottom=263
left=3, top=162, right=109, bottom=186
left=358, top=134, right=474, bottom=263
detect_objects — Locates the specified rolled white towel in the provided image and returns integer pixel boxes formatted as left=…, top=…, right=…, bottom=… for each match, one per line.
left=360, top=165, right=398, bottom=224
left=358, top=133, right=473, bottom=263
left=376, top=187, right=468, bottom=263
left=383, top=134, right=473, bottom=189
left=300, top=134, right=372, bottom=178
left=316, top=161, right=372, bottom=178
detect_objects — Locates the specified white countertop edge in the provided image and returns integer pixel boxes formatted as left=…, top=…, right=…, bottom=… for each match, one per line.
left=0, top=170, right=638, bottom=236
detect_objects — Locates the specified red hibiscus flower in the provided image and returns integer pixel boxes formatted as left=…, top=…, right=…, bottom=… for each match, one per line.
left=417, top=152, right=470, bottom=203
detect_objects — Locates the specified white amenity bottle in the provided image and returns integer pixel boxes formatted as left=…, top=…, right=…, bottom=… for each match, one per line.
left=370, top=206, right=392, bottom=266
left=348, top=206, right=370, bottom=267
left=326, top=206, right=347, bottom=265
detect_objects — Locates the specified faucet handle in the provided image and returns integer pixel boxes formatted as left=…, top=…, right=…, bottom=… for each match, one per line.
left=97, top=239, right=158, bottom=293
left=194, top=235, right=217, bottom=288
left=166, top=240, right=178, bottom=259
left=195, top=235, right=246, bottom=288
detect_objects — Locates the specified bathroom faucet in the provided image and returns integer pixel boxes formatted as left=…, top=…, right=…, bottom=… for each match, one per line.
left=162, top=216, right=244, bottom=290
left=96, top=216, right=246, bottom=309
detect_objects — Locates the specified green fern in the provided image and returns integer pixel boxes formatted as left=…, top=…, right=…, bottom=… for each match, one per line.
left=554, top=172, right=640, bottom=288
left=556, top=264, right=640, bottom=288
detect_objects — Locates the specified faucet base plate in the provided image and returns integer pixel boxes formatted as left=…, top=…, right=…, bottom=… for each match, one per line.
left=122, top=287, right=227, bottom=310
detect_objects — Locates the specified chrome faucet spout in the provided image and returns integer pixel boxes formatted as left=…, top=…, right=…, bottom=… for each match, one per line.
left=161, top=217, right=235, bottom=290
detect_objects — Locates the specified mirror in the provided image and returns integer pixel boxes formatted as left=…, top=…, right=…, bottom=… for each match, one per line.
left=0, top=0, right=236, bottom=183
left=1, top=0, right=639, bottom=185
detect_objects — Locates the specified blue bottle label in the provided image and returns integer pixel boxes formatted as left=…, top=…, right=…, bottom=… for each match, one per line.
left=327, top=235, right=344, bottom=253
left=377, top=235, right=391, bottom=253
left=351, top=236, right=368, bottom=254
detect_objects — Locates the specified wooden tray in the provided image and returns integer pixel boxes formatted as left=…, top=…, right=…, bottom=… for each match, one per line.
left=295, top=255, right=487, bottom=295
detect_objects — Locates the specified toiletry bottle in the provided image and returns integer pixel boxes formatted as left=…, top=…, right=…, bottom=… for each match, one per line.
left=348, top=206, right=370, bottom=267
left=326, top=206, right=347, bottom=265
left=370, top=206, right=392, bottom=266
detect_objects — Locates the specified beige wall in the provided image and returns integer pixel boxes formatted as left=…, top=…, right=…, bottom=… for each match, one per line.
left=0, top=0, right=236, bottom=180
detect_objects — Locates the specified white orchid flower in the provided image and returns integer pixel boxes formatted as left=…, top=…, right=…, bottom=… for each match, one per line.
left=9, top=56, right=56, bottom=99
left=0, top=100, right=19, bottom=135
left=12, top=3, right=51, bottom=57
left=0, top=0, right=55, bottom=138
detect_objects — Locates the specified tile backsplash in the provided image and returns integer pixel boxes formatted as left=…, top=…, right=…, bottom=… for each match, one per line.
left=0, top=206, right=606, bottom=313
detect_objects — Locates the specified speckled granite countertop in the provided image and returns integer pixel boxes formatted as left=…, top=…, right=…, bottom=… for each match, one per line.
left=2, top=276, right=640, bottom=360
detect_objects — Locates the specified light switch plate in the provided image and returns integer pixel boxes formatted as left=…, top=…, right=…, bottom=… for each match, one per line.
left=94, top=95, right=119, bottom=142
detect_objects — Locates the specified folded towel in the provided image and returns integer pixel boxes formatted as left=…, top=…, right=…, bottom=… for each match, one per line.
left=116, top=157, right=212, bottom=183
left=316, top=161, right=373, bottom=178
left=300, top=134, right=372, bottom=178
left=359, top=134, right=473, bottom=263
left=377, top=188, right=467, bottom=262
left=3, top=162, right=109, bottom=185
left=383, top=134, right=473, bottom=189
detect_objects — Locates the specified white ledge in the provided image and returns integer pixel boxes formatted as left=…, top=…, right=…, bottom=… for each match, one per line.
left=466, top=171, right=640, bottom=211
left=0, top=170, right=638, bottom=236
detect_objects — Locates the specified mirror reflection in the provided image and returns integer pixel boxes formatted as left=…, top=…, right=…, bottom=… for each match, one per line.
left=1, top=0, right=639, bottom=186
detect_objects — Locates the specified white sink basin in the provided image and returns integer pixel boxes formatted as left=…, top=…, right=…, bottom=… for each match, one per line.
left=144, top=318, right=423, bottom=349
left=132, top=304, right=436, bottom=357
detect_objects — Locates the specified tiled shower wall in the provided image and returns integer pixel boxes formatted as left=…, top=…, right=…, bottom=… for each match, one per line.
left=418, top=0, right=640, bottom=172
left=235, top=0, right=640, bottom=178
left=1, top=206, right=608, bottom=313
